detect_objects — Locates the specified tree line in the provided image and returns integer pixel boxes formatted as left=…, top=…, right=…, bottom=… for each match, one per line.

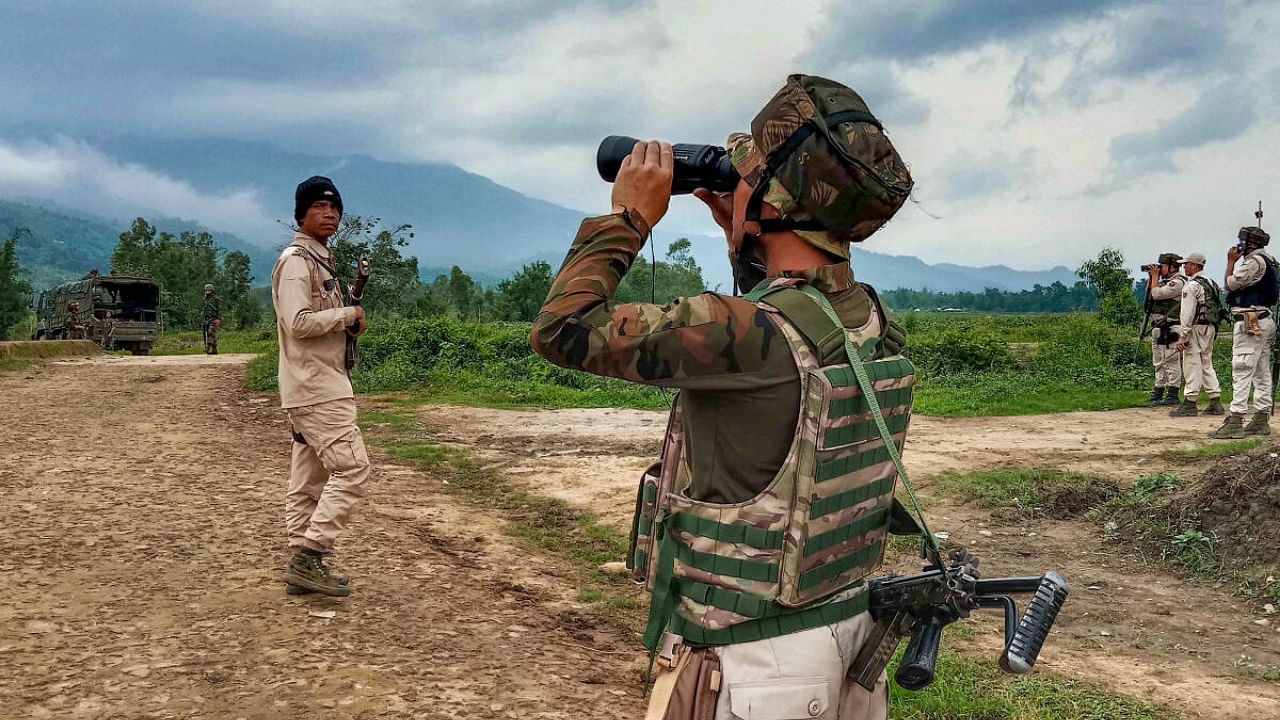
left=879, top=281, right=1100, bottom=313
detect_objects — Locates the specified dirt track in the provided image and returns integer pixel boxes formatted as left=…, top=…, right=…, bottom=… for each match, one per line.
left=0, top=355, right=644, bottom=720
left=2, top=354, right=1278, bottom=719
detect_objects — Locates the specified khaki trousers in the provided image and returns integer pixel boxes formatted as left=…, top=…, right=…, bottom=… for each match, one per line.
left=646, top=612, right=888, bottom=720
left=285, top=398, right=372, bottom=553
left=1151, top=327, right=1182, bottom=388
left=1181, top=325, right=1221, bottom=399
left=1229, top=317, right=1276, bottom=415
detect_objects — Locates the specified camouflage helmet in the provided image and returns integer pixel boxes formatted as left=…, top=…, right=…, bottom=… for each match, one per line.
left=1239, top=226, right=1270, bottom=248
left=204, top=283, right=215, bottom=293
left=1157, top=253, right=1183, bottom=266
left=728, top=74, right=914, bottom=260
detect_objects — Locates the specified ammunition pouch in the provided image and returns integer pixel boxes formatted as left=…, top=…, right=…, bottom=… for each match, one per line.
left=1154, top=322, right=1179, bottom=347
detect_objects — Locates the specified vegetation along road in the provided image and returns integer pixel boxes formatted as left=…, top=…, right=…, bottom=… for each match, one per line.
left=2, top=353, right=1277, bottom=719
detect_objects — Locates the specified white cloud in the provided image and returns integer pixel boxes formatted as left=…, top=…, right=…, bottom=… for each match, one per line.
left=0, top=138, right=276, bottom=240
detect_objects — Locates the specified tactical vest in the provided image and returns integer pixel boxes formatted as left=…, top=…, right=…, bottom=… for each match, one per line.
left=1226, top=252, right=1279, bottom=310
left=1191, top=276, right=1226, bottom=326
left=1150, top=276, right=1182, bottom=322
left=630, top=282, right=914, bottom=648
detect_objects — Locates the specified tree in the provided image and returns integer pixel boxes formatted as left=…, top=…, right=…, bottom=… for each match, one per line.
left=616, top=238, right=708, bottom=303
left=330, top=216, right=421, bottom=316
left=494, top=261, right=554, bottom=321
left=1078, top=248, right=1140, bottom=326
left=0, top=229, right=34, bottom=339
left=217, top=251, right=260, bottom=328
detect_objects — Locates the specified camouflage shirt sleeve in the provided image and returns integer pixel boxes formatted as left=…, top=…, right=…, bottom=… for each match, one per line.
left=530, top=213, right=795, bottom=391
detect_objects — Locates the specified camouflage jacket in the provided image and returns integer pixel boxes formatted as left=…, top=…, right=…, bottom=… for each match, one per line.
left=531, top=213, right=883, bottom=503
left=203, top=296, right=221, bottom=325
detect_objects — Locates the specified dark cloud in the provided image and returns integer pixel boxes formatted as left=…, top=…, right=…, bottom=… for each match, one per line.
left=809, top=0, right=1130, bottom=64
left=1105, top=84, right=1257, bottom=177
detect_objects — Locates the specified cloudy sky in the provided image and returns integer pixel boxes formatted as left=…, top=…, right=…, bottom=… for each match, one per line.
left=1, top=0, right=1277, bottom=272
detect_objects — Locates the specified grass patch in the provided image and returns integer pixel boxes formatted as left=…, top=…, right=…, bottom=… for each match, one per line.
left=0, top=356, right=34, bottom=373
left=890, top=648, right=1169, bottom=719
left=1096, top=472, right=1280, bottom=605
left=150, top=327, right=276, bottom=355
left=1165, top=438, right=1265, bottom=460
left=934, top=469, right=1120, bottom=519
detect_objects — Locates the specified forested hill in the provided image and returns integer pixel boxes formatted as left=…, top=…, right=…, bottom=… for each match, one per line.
left=0, top=199, right=277, bottom=290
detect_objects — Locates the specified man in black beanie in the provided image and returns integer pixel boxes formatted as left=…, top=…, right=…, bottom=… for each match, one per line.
left=270, top=175, right=370, bottom=597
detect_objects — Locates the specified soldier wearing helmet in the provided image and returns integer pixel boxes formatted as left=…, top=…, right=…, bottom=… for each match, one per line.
left=63, top=301, right=87, bottom=340
left=202, top=283, right=221, bottom=355
left=1144, top=253, right=1187, bottom=405
left=1211, top=224, right=1276, bottom=438
left=532, top=76, right=916, bottom=720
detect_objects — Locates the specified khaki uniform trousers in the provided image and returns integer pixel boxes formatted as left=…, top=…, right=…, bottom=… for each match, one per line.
left=286, top=397, right=372, bottom=553
left=1229, top=317, right=1276, bottom=415
left=1151, top=327, right=1182, bottom=388
left=646, top=612, right=888, bottom=720
left=1181, top=325, right=1221, bottom=399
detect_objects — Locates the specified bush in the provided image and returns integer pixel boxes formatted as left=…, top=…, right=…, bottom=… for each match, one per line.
left=906, top=328, right=1016, bottom=374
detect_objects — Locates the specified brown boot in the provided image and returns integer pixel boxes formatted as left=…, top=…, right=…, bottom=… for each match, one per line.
left=1169, top=400, right=1199, bottom=417
left=1207, top=414, right=1246, bottom=440
left=282, top=549, right=351, bottom=597
left=1244, top=412, right=1272, bottom=437
left=1204, top=397, right=1226, bottom=416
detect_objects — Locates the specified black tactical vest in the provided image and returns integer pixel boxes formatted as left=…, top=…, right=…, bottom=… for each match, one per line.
left=1226, top=253, right=1279, bottom=309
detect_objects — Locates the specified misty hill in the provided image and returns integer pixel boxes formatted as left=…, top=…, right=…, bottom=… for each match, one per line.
left=16, top=137, right=1083, bottom=293
left=0, top=199, right=278, bottom=291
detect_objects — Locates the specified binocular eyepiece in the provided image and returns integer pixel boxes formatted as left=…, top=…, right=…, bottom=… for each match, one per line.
left=596, top=136, right=741, bottom=195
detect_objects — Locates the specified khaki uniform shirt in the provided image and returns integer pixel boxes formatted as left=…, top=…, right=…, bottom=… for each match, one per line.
left=1226, top=249, right=1275, bottom=312
left=271, top=232, right=357, bottom=409
left=532, top=213, right=883, bottom=504
left=1179, top=270, right=1209, bottom=332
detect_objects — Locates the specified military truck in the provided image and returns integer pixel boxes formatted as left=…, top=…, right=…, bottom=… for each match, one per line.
left=34, top=274, right=161, bottom=355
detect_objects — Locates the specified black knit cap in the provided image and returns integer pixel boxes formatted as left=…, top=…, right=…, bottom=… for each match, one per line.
left=294, top=175, right=343, bottom=223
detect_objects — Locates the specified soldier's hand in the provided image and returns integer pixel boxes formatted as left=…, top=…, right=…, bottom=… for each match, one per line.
left=1227, top=246, right=1241, bottom=262
left=213, top=319, right=222, bottom=329
left=611, top=140, right=673, bottom=229
left=347, top=306, right=368, bottom=337
left=693, top=188, right=734, bottom=241
left=1174, top=337, right=1188, bottom=351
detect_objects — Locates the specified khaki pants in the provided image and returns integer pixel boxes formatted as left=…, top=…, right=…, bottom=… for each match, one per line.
left=1151, top=327, right=1182, bottom=387
left=1181, top=325, right=1221, bottom=399
left=286, top=398, right=372, bottom=553
left=647, top=612, right=888, bottom=720
left=1229, top=317, right=1276, bottom=415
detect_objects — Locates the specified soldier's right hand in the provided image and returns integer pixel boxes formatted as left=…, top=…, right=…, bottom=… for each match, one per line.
left=347, top=306, right=368, bottom=337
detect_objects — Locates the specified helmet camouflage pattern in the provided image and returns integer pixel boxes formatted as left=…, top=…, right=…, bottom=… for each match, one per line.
left=1239, top=226, right=1270, bottom=248
left=728, top=74, right=914, bottom=260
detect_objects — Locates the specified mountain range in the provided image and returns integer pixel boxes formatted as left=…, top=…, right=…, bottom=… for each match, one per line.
left=4, top=136, right=1081, bottom=293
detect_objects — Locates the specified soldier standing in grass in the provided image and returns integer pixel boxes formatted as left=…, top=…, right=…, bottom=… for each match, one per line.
left=272, top=176, right=371, bottom=597
left=1170, top=252, right=1225, bottom=417
left=1209, top=226, right=1276, bottom=439
left=202, top=284, right=221, bottom=355
left=1145, top=254, right=1185, bottom=406
left=533, top=76, right=915, bottom=720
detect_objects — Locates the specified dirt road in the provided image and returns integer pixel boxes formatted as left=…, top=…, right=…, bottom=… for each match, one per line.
left=0, top=355, right=645, bottom=720
left=4, top=354, right=1278, bottom=719
left=417, top=404, right=1280, bottom=719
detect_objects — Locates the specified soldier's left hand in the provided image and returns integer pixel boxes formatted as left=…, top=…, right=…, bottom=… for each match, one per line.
left=611, top=140, right=673, bottom=229
left=1227, top=246, right=1241, bottom=262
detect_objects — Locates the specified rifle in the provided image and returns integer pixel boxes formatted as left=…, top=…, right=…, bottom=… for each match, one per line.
left=850, top=548, right=1070, bottom=691
left=345, top=256, right=371, bottom=371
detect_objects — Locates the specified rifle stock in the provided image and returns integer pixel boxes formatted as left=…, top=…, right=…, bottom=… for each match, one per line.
left=345, top=257, right=371, bottom=371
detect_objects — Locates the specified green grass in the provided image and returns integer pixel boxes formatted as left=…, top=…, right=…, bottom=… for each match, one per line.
left=934, top=469, right=1120, bottom=519
left=1165, top=438, right=1265, bottom=460
left=0, top=357, right=34, bottom=373
left=890, top=647, right=1168, bottom=719
left=150, top=327, right=276, bottom=355
left=915, top=375, right=1150, bottom=416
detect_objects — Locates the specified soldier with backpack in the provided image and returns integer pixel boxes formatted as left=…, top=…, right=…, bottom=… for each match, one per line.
left=532, top=76, right=916, bottom=720
left=1210, top=225, right=1276, bottom=438
left=1170, top=252, right=1225, bottom=417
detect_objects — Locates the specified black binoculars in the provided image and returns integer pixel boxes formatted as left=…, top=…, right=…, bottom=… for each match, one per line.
left=596, top=136, right=741, bottom=195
